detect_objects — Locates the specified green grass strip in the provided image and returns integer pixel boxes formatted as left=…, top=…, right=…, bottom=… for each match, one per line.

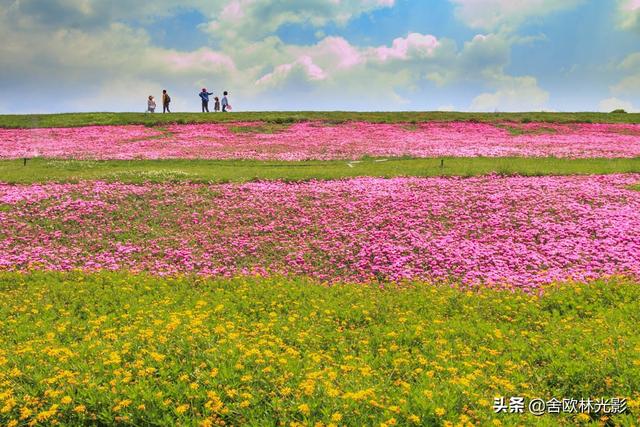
left=0, top=271, right=638, bottom=425
left=1, top=111, right=639, bottom=128
left=1, top=157, right=640, bottom=184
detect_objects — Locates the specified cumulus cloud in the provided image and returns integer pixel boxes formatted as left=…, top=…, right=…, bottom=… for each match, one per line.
left=609, top=52, right=640, bottom=99
left=591, top=52, right=640, bottom=113
left=0, top=11, right=240, bottom=112
left=2, top=0, right=216, bottom=29
left=249, top=31, right=548, bottom=111
left=201, top=0, right=396, bottom=41
left=307, top=37, right=363, bottom=69
left=165, top=49, right=236, bottom=73
left=0, top=0, right=556, bottom=112
left=449, top=0, right=583, bottom=30
left=612, top=74, right=640, bottom=97
left=256, top=56, right=326, bottom=89
left=617, top=0, right=640, bottom=31
left=471, top=75, right=549, bottom=111
left=252, top=33, right=445, bottom=100
left=599, top=97, right=637, bottom=112
left=370, top=33, right=439, bottom=62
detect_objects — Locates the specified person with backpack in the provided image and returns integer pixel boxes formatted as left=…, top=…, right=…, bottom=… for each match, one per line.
left=162, top=90, right=171, bottom=113
left=221, top=91, right=231, bottom=112
left=199, top=88, right=213, bottom=112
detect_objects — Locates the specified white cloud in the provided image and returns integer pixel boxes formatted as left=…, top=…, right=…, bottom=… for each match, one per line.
left=0, top=15, right=243, bottom=112
left=3, top=0, right=218, bottom=29
left=471, top=75, right=549, bottom=111
left=598, top=97, right=637, bottom=112
left=449, top=0, right=583, bottom=30
left=165, top=49, right=236, bottom=73
left=201, top=0, right=396, bottom=42
left=370, top=33, right=439, bottom=62
left=620, top=52, right=640, bottom=69
left=248, top=31, right=548, bottom=111
left=617, top=0, right=640, bottom=31
left=0, top=0, right=555, bottom=112
left=610, top=52, right=640, bottom=97
left=256, top=56, right=326, bottom=88
left=612, top=74, right=640, bottom=97
left=308, top=37, right=364, bottom=69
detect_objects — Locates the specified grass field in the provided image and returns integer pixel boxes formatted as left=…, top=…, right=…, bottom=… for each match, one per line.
left=1, top=272, right=639, bottom=426
left=1, top=111, right=639, bottom=128
left=1, top=112, right=640, bottom=426
left=2, top=157, right=640, bottom=184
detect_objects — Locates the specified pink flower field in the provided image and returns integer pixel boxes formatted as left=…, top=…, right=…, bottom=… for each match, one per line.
left=2, top=175, right=639, bottom=289
left=1, top=121, right=640, bottom=160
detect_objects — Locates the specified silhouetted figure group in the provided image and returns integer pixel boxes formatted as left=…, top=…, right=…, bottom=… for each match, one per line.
left=200, top=89, right=231, bottom=112
left=146, top=89, right=231, bottom=113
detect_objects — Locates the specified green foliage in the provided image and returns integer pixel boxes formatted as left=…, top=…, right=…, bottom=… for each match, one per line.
left=2, top=157, right=640, bottom=184
left=494, top=124, right=560, bottom=136
left=611, top=109, right=628, bottom=114
left=0, top=272, right=639, bottom=425
left=1, top=111, right=640, bottom=128
left=228, top=123, right=292, bottom=134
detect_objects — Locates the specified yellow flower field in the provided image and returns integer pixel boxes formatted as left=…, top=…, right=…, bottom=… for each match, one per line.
left=1, top=272, right=639, bottom=426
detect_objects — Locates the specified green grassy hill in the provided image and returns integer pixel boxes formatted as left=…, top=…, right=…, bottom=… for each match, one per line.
left=1, top=111, right=639, bottom=128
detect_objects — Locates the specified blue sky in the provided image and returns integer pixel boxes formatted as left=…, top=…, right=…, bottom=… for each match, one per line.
left=0, top=0, right=638, bottom=113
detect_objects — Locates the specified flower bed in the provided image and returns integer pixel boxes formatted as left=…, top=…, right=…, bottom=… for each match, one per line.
left=1, top=121, right=639, bottom=160
left=2, top=175, right=639, bottom=288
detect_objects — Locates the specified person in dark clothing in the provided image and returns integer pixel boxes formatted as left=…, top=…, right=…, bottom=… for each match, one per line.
left=162, top=90, right=171, bottom=113
left=199, top=88, right=213, bottom=112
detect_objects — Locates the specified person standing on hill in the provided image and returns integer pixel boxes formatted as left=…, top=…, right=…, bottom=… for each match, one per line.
left=199, top=88, right=213, bottom=112
left=147, top=95, right=156, bottom=113
left=162, top=90, right=171, bottom=113
left=221, top=91, right=231, bottom=112
left=214, top=96, right=220, bottom=112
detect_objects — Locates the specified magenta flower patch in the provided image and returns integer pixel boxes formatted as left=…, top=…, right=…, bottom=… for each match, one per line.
left=1, top=175, right=639, bottom=288
left=1, top=121, right=639, bottom=160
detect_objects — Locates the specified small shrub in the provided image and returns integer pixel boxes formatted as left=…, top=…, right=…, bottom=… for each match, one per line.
left=610, top=109, right=627, bottom=114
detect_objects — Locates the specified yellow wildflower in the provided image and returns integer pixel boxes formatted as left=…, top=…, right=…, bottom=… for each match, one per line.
left=176, top=404, right=190, bottom=414
left=408, top=415, right=421, bottom=424
left=576, top=413, right=591, bottom=422
left=20, top=407, right=33, bottom=419
left=298, top=403, right=310, bottom=415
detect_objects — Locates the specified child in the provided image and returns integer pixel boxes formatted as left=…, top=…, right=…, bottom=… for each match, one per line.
left=147, top=96, right=156, bottom=113
left=221, top=91, right=231, bottom=112
left=214, top=96, right=220, bottom=112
